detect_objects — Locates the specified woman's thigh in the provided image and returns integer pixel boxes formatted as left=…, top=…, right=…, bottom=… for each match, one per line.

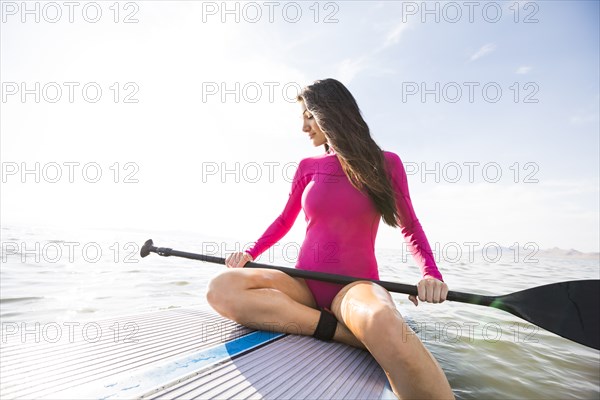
left=210, top=268, right=317, bottom=309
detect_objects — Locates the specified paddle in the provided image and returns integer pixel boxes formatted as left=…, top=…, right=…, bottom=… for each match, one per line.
left=140, top=239, right=600, bottom=350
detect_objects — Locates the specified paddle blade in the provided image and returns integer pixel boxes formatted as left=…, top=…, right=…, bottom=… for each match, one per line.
left=494, top=280, right=600, bottom=350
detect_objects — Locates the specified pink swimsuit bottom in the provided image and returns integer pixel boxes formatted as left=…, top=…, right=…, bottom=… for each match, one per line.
left=245, top=149, right=443, bottom=310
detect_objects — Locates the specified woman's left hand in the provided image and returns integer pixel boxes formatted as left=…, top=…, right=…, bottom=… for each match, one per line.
left=408, top=278, right=448, bottom=306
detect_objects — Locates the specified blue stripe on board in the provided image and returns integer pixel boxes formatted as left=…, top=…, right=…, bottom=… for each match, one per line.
left=55, top=330, right=285, bottom=400
left=379, top=381, right=397, bottom=400
left=115, top=330, right=286, bottom=399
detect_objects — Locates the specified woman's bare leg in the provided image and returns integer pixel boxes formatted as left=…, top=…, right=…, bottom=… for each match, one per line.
left=206, top=268, right=364, bottom=348
left=330, top=281, right=455, bottom=400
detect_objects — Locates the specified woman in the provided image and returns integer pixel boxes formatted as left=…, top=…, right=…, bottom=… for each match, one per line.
left=207, top=78, right=454, bottom=399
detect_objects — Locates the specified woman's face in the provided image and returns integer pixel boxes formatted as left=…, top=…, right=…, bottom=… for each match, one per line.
left=299, top=101, right=328, bottom=147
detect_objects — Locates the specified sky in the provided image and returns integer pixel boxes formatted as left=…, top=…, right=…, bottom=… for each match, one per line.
left=1, top=0, right=599, bottom=253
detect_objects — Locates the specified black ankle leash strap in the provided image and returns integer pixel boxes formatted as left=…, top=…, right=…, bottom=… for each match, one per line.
left=313, top=308, right=337, bottom=341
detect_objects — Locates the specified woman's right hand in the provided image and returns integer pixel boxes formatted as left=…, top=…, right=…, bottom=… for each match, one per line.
left=225, top=251, right=254, bottom=268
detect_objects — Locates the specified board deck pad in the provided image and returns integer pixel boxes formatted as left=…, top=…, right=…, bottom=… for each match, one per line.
left=0, top=306, right=394, bottom=399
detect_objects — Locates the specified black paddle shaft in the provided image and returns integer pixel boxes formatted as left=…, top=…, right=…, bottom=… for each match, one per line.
left=140, top=239, right=600, bottom=350
left=140, top=239, right=483, bottom=301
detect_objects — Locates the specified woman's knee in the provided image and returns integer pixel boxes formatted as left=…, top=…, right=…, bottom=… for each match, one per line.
left=331, top=281, right=399, bottom=334
left=206, top=269, right=248, bottom=313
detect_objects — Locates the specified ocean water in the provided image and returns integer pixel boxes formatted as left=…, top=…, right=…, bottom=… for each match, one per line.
left=1, top=224, right=599, bottom=399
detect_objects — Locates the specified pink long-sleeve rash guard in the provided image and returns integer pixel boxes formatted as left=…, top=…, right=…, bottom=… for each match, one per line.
left=245, top=149, right=443, bottom=310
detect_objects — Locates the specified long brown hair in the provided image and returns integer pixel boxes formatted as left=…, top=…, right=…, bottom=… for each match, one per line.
left=297, top=78, right=403, bottom=228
